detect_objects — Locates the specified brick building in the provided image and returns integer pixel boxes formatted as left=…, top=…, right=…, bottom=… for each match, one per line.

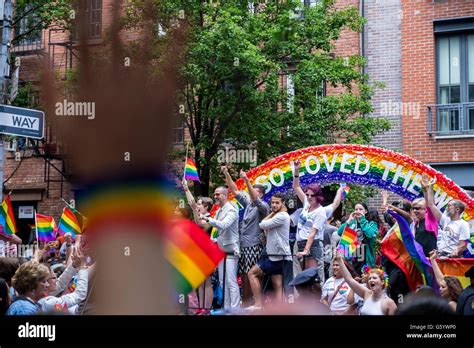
left=2, top=0, right=109, bottom=242
left=401, top=0, right=474, bottom=190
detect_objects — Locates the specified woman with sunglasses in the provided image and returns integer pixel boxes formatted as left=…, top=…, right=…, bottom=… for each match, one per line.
left=292, top=159, right=344, bottom=283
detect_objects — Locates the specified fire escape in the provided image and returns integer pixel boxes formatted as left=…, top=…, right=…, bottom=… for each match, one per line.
left=39, top=27, right=80, bottom=198
left=9, top=1, right=102, bottom=198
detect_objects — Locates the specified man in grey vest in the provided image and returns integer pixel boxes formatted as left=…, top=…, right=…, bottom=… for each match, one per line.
left=222, top=166, right=269, bottom=306
left=203, top=186, right=240, bottom=309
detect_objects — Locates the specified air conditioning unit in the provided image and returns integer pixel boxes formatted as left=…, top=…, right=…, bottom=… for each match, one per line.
left=4, top=139, right=17, bottom=152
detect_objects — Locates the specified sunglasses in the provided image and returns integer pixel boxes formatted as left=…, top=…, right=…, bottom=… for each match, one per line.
left=412, top=207, right=424, bottom=211
left=306, top=193, right=315, bottom=197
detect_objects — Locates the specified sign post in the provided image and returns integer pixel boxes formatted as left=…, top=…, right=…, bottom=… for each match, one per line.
left=0, top=104, right=45, bottom=139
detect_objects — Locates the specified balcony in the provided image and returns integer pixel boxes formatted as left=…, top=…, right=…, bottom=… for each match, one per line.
left=427, top=103, right=474, bottom=139
left=12, top=37, right=44, bottom=54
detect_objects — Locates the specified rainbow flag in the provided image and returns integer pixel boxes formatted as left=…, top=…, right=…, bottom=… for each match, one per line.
left=68, top=274, right=78, bottom=293
left=165, top=219, right=225, bottom=294
left=437, top=258, right=474, bottom=289
left=184, top=158, right=200, bottom=182
left=337, top=225, right=359, bottom=258
left=35, top=213, right=57, bottom=242
left=387, top=211, right=437, bottom=291
left=381, top=224, right=423, bottom=291
left=0, top=194, right=17, bottom=238
left=340, top=183, right=350, bottom=199
left=57, top=207, right=82, bottom=238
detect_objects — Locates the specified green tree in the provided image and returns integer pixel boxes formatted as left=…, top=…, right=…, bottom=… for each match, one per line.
left=124, top=0, right=390, bottom=195
left=12, top=0, right=72, bottom=45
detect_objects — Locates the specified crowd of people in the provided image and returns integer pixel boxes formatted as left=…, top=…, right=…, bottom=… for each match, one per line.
left=180, top=165, right=474, bottom=315
left=0, top=233, right=95, bottom=316
left=1, top=164, right=473, bottom=316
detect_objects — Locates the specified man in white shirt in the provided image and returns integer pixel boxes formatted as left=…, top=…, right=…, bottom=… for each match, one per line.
left=422, top=175, right=470, bottom=258
left=437, top=204, right=470, bottom=257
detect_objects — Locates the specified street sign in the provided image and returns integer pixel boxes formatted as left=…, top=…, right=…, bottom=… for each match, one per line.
left=0, top=104, right=44, bottom=139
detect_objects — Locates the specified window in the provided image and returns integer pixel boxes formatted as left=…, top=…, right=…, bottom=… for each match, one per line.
left=294, top=0, right=319, bottom=19
left=173, top=119, right=184, bottom=145
left=74, top=0, right=102, bottom=40
left=13, top=5, right=43, bottom=51
left=436, top=33, right=474, bottom=134
left=287, top=74, right=295, bottom=114
left=286, top=74, right=325, bottom=114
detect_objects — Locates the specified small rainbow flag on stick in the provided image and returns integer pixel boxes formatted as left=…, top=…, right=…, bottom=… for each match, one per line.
left=341, top=183, right=350, bottom=199
left=165, top=219, right=224, bottom=294
left=57, top=207, right=82, bottom=239
left=184, top=158, right=200, bottom=182
left=337, top=225, right=359, bottom=258
left=0, top=194, right=17, bottom=238
left=35, top=213, right=57, bottom=242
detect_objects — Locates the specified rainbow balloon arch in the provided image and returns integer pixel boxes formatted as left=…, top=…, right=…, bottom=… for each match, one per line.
left=227, top=144, right=474, bottom=227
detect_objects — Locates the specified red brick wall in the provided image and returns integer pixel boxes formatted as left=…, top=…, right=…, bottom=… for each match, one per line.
left=327, top=0, right=361, bottom=97
left=402, top=0, right=474, bottom=163
left=3, top=151, right=74, bottom=220
left=4, top=0, right=129, bottom=221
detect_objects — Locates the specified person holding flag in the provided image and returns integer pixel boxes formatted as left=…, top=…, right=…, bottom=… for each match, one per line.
left=35, top=213, right=57, bottom=243
left=57, top=207, right=82, bottom=239
left=0, top=193, right=22, bottom=257
left=181, top=178, right=215, bottom=310
left=337, top=202, right=379, bottom=273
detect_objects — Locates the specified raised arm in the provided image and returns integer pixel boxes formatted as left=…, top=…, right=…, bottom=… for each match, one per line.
left=221, top=165, right=239, bottom=196
left=182, top=179, right=202, bottom=222
left=336, top=252, right=371, bottom=299
left=182, top=179, right=197, bottom=210
left=429, top=250, right=446, bottom=287
left=292, top=160, right=306, bottom=203
left=328, top=186, right=344, bottom=212
left=240, top=169, right=258, bottom=202
left=421, top=174, right=442, bottom=221
left=387, top=204, right=412, bottom=224
left=64, top=233, right=73, bottom=266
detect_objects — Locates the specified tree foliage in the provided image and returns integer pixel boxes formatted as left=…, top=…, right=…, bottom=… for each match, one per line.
left=13, top=0, right=72, bottom=44
left=125, top=0, right=390, bottom=195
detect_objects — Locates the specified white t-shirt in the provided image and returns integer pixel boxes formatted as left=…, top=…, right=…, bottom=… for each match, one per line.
left=296, top=198, right=333, bottom=241
left=321, top=277, right=351, bottom=312
left=437, top=215, right=471, bottom=255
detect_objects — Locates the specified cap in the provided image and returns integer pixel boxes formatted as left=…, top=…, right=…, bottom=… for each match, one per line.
left=289, top=267, right=321, bottom=287
left=465, top=266, right=474, bottom=278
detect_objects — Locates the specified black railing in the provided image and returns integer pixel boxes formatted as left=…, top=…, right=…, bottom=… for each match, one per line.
left=427, top=102, right=474, bottom=137
left=12, top=39, right=44, bottom=53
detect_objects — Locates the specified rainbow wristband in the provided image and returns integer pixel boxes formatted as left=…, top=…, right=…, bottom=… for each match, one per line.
left=76, top=175, right=174, bottom=241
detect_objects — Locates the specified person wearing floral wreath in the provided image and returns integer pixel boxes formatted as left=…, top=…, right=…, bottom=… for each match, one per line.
left=336, top=251, right=397, bottom=315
